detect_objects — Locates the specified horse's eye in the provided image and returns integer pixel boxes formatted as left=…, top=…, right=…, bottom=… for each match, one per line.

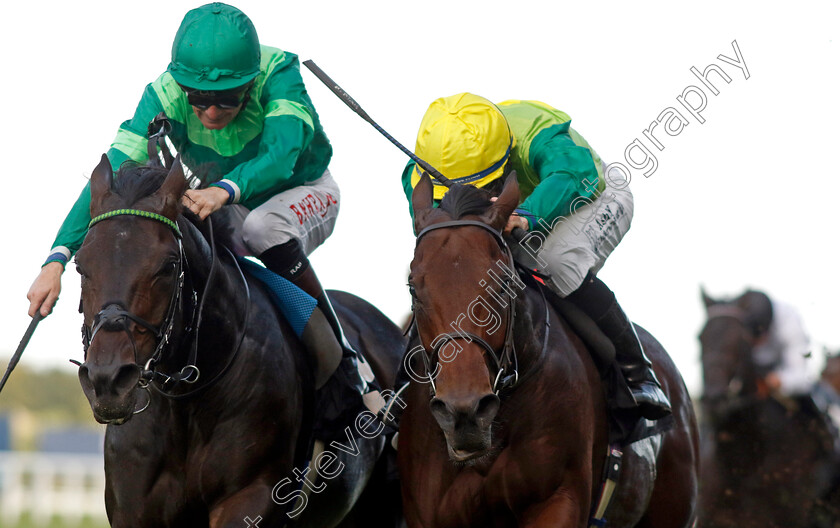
left=407, top=283, right=417, bottom=298
left=155, top=261, right=178, bottom=277
left=75, top=265, right=88, bottom=279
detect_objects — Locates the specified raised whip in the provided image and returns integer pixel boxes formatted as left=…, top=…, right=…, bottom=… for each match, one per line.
left=0, top=312, right=44, bottom=395
left=303, top=60, right=452, bottom=188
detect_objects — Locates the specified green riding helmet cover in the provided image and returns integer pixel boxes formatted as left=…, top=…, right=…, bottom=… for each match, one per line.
left=168, top=2, right=261, bottom=91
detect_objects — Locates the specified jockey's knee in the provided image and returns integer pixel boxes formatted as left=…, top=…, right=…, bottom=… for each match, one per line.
left=544, top=249, right=593, bottom=297
left=241, top=210, right=294, bottom=256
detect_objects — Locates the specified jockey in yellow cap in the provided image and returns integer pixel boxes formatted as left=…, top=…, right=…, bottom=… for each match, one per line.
left=400, top=93, right=671, bottom=420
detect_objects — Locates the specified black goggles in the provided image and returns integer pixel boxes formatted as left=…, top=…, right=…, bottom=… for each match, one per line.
left=180, top=83, right=252, bottom=110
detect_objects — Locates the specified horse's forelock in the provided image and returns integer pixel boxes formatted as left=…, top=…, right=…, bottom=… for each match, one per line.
left=112, top=163, right=171, bottom=206
left=438, top=184, right=493, bottom=220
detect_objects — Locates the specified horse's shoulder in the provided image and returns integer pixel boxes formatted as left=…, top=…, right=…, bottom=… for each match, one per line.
left=525, top=283, right=614, bottom=372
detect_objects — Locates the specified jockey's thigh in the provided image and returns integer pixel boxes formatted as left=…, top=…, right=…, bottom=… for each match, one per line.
left=230, top=169, right=341, bottom=257
left=540, top=185, right=634, bottom=297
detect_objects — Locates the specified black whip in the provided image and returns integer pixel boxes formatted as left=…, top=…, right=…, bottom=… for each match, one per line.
left=0, top=312, right=44, bottom=394
left=302, top=60, right=452, bottom=188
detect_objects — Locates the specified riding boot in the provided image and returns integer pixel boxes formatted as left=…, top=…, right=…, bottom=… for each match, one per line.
left=292, top=264, right=381, bottom=402
left=566, top=274, right=672, bottom=420
left=259, top=241, right=382, bottom=439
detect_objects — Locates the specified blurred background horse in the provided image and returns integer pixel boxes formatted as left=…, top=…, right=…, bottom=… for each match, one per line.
left=698, top=290, right=839, bottom=528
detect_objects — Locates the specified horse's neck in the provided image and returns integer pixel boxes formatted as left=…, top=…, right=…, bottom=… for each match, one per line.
left=175, top=219, right=246, bottom=362
left=511, top=285, right=549, bottom=373
left=179, top=218, right=214, bottom=281
left=180, top=218, right=242, bottom=295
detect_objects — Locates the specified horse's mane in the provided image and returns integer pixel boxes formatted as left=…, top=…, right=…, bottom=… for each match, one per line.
left=113, top=160, right=223, bottom=202
left=113, top=161, right=237, bottom=248
left=438, top=184, right=494, bottom=219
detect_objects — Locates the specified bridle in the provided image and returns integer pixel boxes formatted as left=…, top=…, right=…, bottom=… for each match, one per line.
left=81, top=209, right=195, bottom=386
left=413, top=219, right=523, bottom=395
left=79, top=208, right=250, bottom=411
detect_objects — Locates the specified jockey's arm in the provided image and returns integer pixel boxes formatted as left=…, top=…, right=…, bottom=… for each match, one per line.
left=27, top=261, right=64, bottom=317
left=517, top=126, right=602, bottom=232
left=28, top=178, right=99, bottom=317
left=764, top=302, right=813, bottom=396
left=27, top=79, right=163, bottom=319
left=211, top=113, right=313, bottom=208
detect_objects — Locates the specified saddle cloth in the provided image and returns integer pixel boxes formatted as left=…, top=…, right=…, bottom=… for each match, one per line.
left=236, top=256, right=317, bottom=338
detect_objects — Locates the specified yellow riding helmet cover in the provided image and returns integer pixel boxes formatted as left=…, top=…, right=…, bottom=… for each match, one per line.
left=413, top=93, right=515, bottom=200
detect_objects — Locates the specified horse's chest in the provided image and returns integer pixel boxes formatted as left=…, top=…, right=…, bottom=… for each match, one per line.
left=435, top=472, right=498, bottom=527
left=108, top=438, right=218, bottom=524
left=434, top=456, right=552, bottom=527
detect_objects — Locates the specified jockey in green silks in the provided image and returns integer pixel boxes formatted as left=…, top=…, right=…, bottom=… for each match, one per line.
left=400, top=93, right=671, bottom=420
left=27, top=2, right=381, bottom=434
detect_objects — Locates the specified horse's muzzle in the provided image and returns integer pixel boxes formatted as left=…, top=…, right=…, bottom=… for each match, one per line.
left=430, top=393, right=499, bottom=462
left=78, top=361, right=142, bottom=424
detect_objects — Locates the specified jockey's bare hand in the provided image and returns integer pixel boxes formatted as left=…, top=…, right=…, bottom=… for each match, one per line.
left=182, top=187, right=229, bottom=220
left=765, top=372, right=782, bottom=392
left=489, top=196, right=529, bottom=234
left=503, top=215, right=529, bottom=234
left=27, top=261, right=63, bottom=317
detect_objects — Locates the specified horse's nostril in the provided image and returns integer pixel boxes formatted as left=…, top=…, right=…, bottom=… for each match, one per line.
left=78, top=365, right=94, bottom=394
left=429, top=397, right=454, bottom=429
left=112, top=364, right=141, bottom=394
left=474, top=394, right=500, bottom=424
left=430, top=397, right=448, bottom=415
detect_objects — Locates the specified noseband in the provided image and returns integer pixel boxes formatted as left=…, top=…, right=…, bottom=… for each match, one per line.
left=414, top=220, right=520, bottom=395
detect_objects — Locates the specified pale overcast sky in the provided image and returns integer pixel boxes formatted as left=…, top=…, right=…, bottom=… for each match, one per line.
left=1, top=1, right=838, bottom=397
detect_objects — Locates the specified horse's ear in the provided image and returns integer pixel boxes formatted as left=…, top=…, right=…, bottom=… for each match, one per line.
left=89, top=154, right=114, bottom=217
left=156, top=156, right=188, bottom=219
left=412, top=171, right=435, bottom=232
left=482, top=172, right=520, bottom=231
left=701, top=286, right=717, bottom=310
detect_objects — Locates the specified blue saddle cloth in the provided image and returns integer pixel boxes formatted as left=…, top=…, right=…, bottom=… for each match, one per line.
left=236, top=257, right=317, bottom=338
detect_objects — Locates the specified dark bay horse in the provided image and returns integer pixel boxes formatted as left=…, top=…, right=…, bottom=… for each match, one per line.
left=73, top=155, right=404, bottom=527
left=698, top=291, right=839, bottom=528
left=397, top=173, right=699, bottom=527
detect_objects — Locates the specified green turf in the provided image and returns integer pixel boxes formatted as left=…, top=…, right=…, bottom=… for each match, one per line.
left=2, top=512, right=109, bottom=528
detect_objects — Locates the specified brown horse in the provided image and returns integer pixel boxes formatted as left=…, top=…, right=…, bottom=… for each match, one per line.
left=74, top=155, right=404, bottom=527
left=698, top=291, right=839, bottom=528
left=397, top=173, right=699, bottom=527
